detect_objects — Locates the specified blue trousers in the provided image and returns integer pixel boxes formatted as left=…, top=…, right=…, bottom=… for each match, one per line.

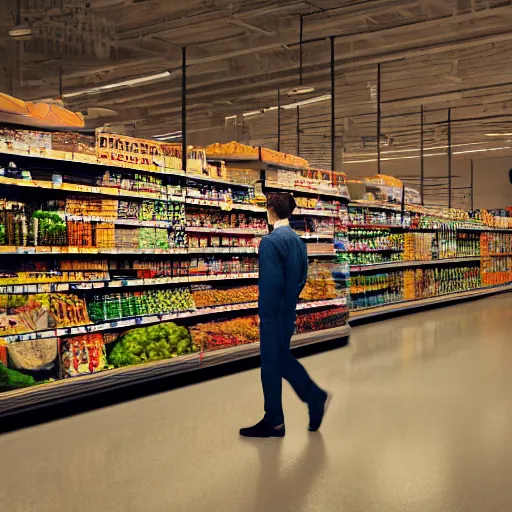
left=260, top=317, right=322, bottom=426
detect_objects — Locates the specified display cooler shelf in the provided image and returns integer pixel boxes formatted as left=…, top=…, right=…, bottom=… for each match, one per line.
left=0, top=325, right=351, bottom=419
left=1, top=298, right=347, bottom=343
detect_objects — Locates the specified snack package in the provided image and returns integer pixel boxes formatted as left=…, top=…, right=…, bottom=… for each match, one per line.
left=60, top=334, right=107, bottom=378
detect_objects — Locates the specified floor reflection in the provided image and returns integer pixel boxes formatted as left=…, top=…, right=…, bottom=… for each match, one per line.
left=242, top=434, right=327, bottom=512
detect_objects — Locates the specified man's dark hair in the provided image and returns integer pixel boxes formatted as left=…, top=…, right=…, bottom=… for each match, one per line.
left=266, top=192, right=297, bottom=219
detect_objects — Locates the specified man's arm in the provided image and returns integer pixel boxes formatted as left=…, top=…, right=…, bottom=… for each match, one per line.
left=297, top=240, right=308, bottom=296
left=258, top=237, right=284, bottom=321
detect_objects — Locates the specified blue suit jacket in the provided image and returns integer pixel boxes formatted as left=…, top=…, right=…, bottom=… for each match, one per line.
left=258, top=225, right=308, bottom=324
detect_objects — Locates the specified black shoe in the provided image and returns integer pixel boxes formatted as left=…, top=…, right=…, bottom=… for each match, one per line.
left=240, top=418, right=285, bottom=438
left=308, top=391, right=331, bottom=432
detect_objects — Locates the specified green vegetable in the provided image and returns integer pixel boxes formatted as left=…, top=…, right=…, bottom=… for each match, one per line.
left=0, top=363, right=36, bottom=391
left=108, top=322, right=197, bottom=368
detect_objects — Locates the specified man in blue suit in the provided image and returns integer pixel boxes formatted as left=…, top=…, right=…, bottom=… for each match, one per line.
left=240, top=192, right=329, bottom=438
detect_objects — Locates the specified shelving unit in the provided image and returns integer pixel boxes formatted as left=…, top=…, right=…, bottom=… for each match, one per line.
left=0, top=130, right=510, bottom=416
left=0, top=133, right=352, bottom=409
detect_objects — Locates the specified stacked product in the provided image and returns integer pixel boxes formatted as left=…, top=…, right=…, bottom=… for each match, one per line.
left=191, top=284, right=258, bottom=308
left=350, top=272, right=403, bottom=310
left=87, top=288, right=195, bottom=322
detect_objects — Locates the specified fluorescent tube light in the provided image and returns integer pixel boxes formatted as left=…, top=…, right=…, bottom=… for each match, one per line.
left=281, top=94, right=331, bottom=110
left=153, top=130, right=182, bottom=138
left=63, top=71, right=171, bottom=99
left=287, top=87, right=315, bottom=96
left=485, top=133, right=512, bottom=137
left=344, top=144, right=512, bottom=163
left=242, top=110, right=264, bottom=117
left=8, top=25, right=32, bottom=39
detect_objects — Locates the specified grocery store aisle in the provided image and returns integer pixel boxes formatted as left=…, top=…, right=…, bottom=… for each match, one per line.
left=1, top=294, right=512, bottom=512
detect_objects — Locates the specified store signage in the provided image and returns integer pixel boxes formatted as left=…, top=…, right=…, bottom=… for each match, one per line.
left=95, top=131, right=164, bottom=167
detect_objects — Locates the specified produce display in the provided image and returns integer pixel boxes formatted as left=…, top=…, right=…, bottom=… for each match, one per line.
left=87, top=288, right=194, bottom=322
left=108, top=322, right=197, bottom=368
left=295, top=306, right=350, bottom=334
left=191, top=284, right=258, bottom=308
left=190, top=315, right=259, bottom=351
left=0, top=363, right=36, bottom=392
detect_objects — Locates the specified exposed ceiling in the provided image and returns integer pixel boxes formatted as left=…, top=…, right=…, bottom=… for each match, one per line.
left=2, top=0, right=512, bottom=170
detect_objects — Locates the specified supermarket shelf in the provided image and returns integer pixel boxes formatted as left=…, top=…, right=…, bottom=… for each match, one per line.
left=208, top=154, right=308, bottom=172
left=0, top=147, right=187, bottom=177
left=308, top=252, right=336, bottom=257
left=1, top=298, right=346, bottom=343
left=64, top=215, right=175, bottom=228
left=0, top=246, right=189, bottom=256
left=186, top=197, right=266, bottom=213
left=188, top=247, right=257, bottom=254
left=0, top=324, right=351, bottom=418
left=344, top=248, right=403, bottom=253
left=350, top=256, right=482, bottom=272
left=349, top=283, right=512, bottom=323
left=186, top=172, right=254, bottom=188
left=293, top=208, right=339, bottom=218
left=0, top=246, right=258, bottom=256
left=265, top=181, right=350, bottom=200
left=349, top=201, right=401, bottom=211
left=0, top=175, right=184, bottom=202
left=298, top=233, right=335, bottom=240
left=200, top=325, right=351, bottom=369
left=347, top=224, right=404, bottom=230
left=185, top=226, right=267, bottom=236
left=0, top=177, right=266, bottom=214
left=0, top=273, right=260, bottom=294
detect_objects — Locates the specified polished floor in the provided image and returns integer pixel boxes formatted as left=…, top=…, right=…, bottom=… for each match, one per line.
left=1, top=294, right=512, bottom=512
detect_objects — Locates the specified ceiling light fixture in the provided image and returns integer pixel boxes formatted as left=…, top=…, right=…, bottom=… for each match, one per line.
left=8, top=25, right=32, bottom=39
left=453, top=146, right=512, bottom=155
left=63, top=71, right=171, bottom=99
left=345, top=140, right=495, bottom=158
left=236, top=95, right=331, bottom=120
left=153, top=130, right=182, bottom=139
left=485, top=133, right=512, bottom=137
left=287, top=87, right=315, bottom=96
left=242, top=110, right=264, bottom=118
left=281, top=94, right=331, bottom=110
left=155, top=135, right=183, bottom=141
left=344, top=144, right=512, bottom=163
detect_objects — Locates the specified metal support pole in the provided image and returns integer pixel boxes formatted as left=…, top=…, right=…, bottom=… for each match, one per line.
left=59, top=68, right=63, bottom=100
left=401, top=183, right=406, bottom=226
left=297, top=15, right=303, bottom=158
left=181, top=47, right=187, bottom=173
left=297, top=107, right=300, bottom=156
left=420, top=105, right=424, bottom=205
left=330, top=36, right=336, bottom=173
left=277, top=89, right=281, bottom=152
left=448, top=108, right=452, bottom=209
left=470, top=159, right=474, bottom=211
left=299, top=15, right=304, bottom=87
left=377, top=63, right=381, bottom=175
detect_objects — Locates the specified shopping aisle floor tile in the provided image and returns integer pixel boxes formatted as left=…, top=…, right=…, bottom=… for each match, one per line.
left=1, top=294, right=512, bottom=512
